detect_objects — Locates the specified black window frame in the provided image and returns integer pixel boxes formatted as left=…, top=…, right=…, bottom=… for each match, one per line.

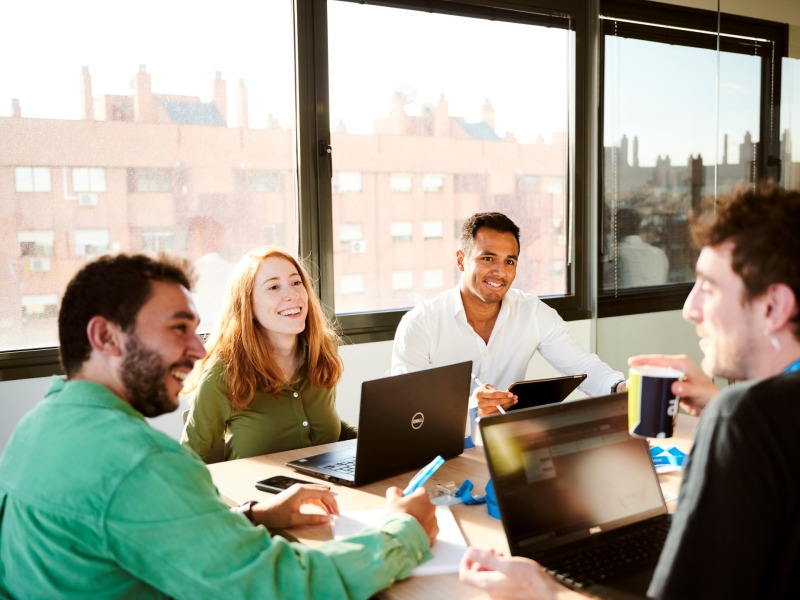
left=2, top=0, right=790, bottom=380
left=597, top=0, right=789, bottom=318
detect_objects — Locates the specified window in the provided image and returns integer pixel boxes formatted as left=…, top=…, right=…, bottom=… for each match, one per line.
left=18, top=231, right=54, bottom=257
left=72, top=167, right=107, bottom=193
left=333, top=171, right=362, bottom=193
left=390, top=221, right=412, bottom=242
left=780, top=57, right=800, bottom=192
left=6, top=0, right=792, bottom=379
left=599, top=1, right=788, bottom=314
left=389, top=173, right=413, bottom=193
left=0, top=0, right=297, bottom=358
left=328, top=1, right=579, bottom=321
left=453, top=174, right=486, bottom=194
left=339, top=223, right=364, bottom=243
left=517, top=175, right=539, bottom=193
left=127, top=168, right=172, bottom=193
left=422, top=173, right=444, bottom=193
left=21, top=295, right=58, bottom=321
left=74, top=230, right=110, bottom=257
left=340, top=274, right=365, bottom=295
left=423, top=268, right=444, bottom=290
left=245, top=169, right=283, bottom=193
left=422, top=220, right=443, bottom=239
left=15, top=167, right=51, bottom=192
left=140, top=230, right=176, bottom=253
left=391, top=271, right=413, bottom=291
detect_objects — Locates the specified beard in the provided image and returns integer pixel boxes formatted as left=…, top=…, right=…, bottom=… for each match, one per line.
left=120, top=333, right=181, bottom=418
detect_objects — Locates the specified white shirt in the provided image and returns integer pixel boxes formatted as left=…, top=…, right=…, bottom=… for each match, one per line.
left=391, top=286, right=624, bottom=397
left=192, top=252, right=235, bottom=333
left=617, top=235, right=668, bottom=288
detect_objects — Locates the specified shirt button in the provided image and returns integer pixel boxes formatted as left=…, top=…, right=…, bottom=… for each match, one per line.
left=293, top=392, right=299, bottom=398
left=302, top=421, right=308, bottom=427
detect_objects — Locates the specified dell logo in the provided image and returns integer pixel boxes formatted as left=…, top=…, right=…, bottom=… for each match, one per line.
left=411, top=412, right=424, bottom=429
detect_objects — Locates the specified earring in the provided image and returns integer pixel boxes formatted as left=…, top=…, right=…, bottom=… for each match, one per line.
left=764, top=329, right=781, bottom=351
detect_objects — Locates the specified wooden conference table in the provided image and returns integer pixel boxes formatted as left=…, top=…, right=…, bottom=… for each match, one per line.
left=207, top=414, right=698, bottom=599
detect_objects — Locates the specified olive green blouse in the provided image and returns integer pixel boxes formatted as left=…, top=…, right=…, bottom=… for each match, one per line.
left=181, top=357, right=357, bottom=461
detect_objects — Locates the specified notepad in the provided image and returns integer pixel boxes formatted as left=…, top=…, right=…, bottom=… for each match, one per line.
left=333, top=505, right=467, bottom=576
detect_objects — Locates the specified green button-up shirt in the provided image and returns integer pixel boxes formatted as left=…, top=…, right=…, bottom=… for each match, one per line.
left=181, top=359, right=357, bottom=461
left=0, top=377, right=430, bottom=599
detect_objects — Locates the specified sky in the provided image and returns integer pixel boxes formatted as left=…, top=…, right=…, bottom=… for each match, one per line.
left=2, top=0, right=798, bottom=165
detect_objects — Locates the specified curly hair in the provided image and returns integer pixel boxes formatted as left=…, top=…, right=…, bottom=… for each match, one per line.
left=690, top=181, right=800, bottom=339
left=183, top=247, right=342, bottom=411
left=59, top=253, right=195, bottom=377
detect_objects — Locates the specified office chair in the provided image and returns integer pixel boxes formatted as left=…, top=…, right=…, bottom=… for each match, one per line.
left=181, top=409, right=225, bottom=464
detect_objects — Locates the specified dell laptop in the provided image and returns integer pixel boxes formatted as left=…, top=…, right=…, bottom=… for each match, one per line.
left=479, top=392, right=671, bottom=599
left=507, top=373, right=587, bottom=411
left=286, top=361, right=472, bottom=487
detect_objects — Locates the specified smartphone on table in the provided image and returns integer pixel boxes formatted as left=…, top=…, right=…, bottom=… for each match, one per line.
left=255, top=474, right=317, bottom=494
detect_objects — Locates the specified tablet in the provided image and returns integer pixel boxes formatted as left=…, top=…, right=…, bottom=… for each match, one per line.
left=507, top=374, right=587, bottom=411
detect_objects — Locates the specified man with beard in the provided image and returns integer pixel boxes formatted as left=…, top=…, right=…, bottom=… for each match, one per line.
left=0, top=254, right=438, bottom=599
left=392, top=212, right=625, bottom=416
left=458, top=183, right=800, bottom=599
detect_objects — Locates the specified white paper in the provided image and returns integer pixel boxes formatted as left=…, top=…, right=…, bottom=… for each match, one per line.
left=333, top=505, right=467, bottom=576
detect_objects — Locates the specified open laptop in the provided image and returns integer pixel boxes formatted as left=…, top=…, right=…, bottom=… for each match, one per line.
left=507, top=373, right=587, bottom=411
left=479, top=392, right=671, bottom=599
left=286, top=361, right=472, bottom=487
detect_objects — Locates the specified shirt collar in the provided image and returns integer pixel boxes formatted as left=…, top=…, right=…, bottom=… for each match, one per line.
left=46, top=376, right=146, bottom=421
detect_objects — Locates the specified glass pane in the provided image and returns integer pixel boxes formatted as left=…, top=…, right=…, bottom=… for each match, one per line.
left=602, top=36, right=761, bottom=292
left=328, top=2, right=574, bottom=313
left=0, top=0, right=297, bottom=350
left=781, top=57, right=800, bottom=192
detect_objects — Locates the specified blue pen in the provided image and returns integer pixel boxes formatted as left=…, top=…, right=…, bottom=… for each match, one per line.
left=402, top=455, right=445, bottom=496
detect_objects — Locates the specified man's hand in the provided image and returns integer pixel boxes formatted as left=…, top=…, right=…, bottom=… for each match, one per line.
left=628, top=354, right=719, bottom=417
left=251, top=483, right=339, bottom=529
left=385, top=486, right=439, bottom=546
left=459, top=547, right=582, bottom=599
left=473, top=383, right=518, bottom=417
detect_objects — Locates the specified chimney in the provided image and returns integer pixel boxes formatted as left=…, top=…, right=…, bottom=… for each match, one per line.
left=633, top=136, right=640, bottom=167
left=11, top=98, right=21, bottom=118
left=213, top=71, right=227, bottom=125
left=482, top=98, right=495, bottom=130
left=134, top=64, right=156, bottom=122
left=434, top=94, right=450, bottom=137
left=80, top=66, right=94, bottom=121
left=620, top=134, right=629, bottom=166
left=237, top=79, right=249, bottom=129
left=723, top=133, right=728, bottom=165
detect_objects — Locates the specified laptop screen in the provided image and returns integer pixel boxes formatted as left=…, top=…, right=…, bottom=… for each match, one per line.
left=480, top=393, right=667, bottom=555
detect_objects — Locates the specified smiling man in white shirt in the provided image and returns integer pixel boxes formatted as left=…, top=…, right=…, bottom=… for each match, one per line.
left=391, top=212, right=625, bottom=416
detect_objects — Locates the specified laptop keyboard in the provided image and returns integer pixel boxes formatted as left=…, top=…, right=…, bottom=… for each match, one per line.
left=321, top=457, right=356, bottom=475
left=539, top=516, right=671, bottom=589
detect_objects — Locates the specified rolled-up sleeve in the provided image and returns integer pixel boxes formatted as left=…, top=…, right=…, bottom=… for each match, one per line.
left=106, top=452, right=430, bottom=599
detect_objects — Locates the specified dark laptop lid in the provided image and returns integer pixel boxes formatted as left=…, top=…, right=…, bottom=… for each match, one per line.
left=479, top=393, right=667, bottom=556
left=287, top=361, right=472, bottom=486
left=507, top=374, right=587, bottom=411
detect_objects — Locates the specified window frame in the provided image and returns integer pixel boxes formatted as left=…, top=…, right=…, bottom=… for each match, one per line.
left=6, top=0, right=786, bottom=378
left=315, top=0, right=591, bottom=343
left=597, top=0, right=789, bottom=317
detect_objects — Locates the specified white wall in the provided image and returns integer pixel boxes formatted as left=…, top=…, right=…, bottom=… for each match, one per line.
left=0, top=310, right=708, bottom=451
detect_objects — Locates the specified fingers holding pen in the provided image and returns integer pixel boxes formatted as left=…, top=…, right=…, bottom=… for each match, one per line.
left=475, top=383, right=517, bottom=416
